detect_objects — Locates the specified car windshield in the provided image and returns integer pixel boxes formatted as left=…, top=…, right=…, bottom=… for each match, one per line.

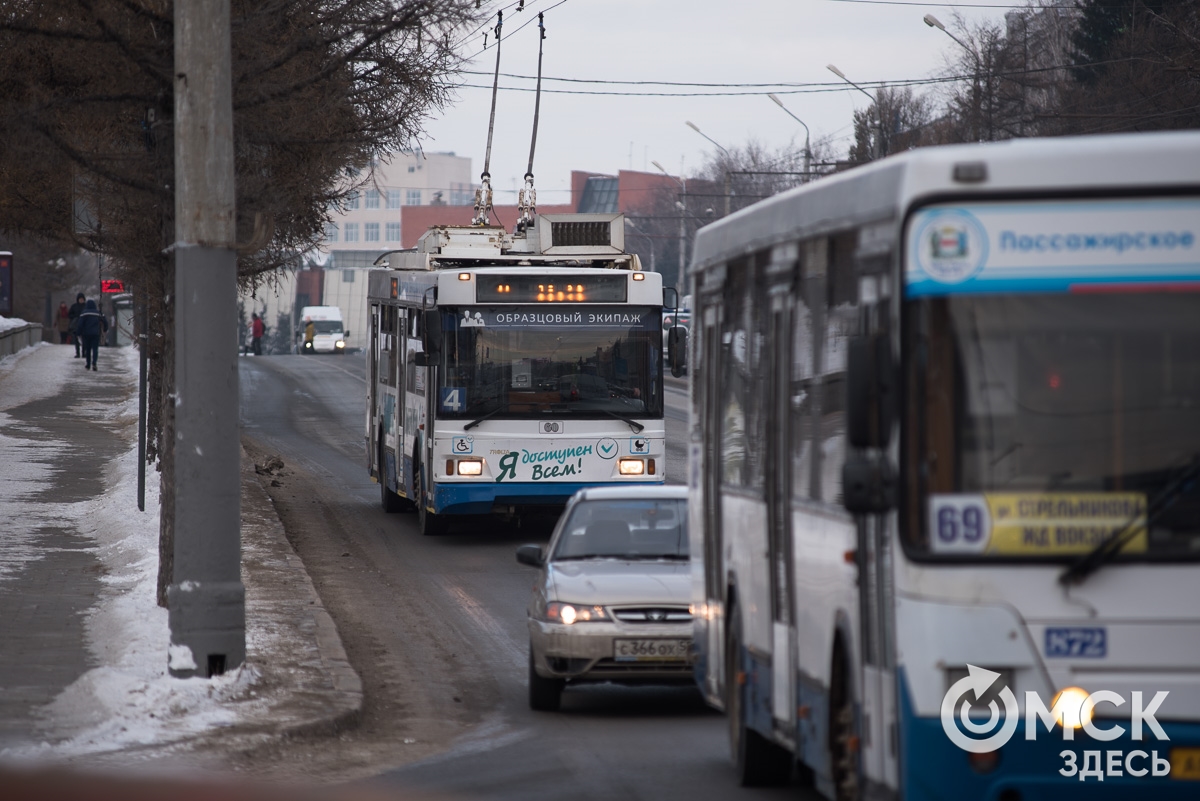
left=434, top=305, right=663, bottom=419
left=551, top=498, right=688, bottom=561
left=311, top=320, right=342, bottom=334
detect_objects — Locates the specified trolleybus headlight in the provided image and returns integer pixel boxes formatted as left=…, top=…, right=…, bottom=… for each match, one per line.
left=545, top=602, right=609, bottom=625
left=457, top=458, right=484, bottom=476
left=1052, top=686, right=1094, bottom=729
left=618, top=458, right=645, bottom=476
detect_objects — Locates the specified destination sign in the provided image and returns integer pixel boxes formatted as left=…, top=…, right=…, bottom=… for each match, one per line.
left=476, top=274, right=627, bottom=304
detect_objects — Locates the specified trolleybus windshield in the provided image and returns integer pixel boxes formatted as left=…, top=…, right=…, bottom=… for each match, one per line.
left=901, top=197, right=1200, bottom=561
left=433, top=305, right=663, bottom=420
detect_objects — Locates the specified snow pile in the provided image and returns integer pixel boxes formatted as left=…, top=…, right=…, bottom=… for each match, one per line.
left=0, top=314, right=31, bottom=333
left=0, top=345, right=267, bottom=762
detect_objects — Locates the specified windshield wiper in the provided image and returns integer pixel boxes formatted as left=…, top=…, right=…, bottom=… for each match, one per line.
left=1059, top=454, right=1200, bottom=587
left=600, top=409, right=644, bottom=433
left=464, top=407, right=503, bottom=431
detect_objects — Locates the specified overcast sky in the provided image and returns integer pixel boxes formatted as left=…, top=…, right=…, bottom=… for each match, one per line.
left=417, top=0, right=1021, bottom=204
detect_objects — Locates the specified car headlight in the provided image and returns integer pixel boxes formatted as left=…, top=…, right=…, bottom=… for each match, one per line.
left=545, top=602, right=609, bottom=625
left=335, top=340, right=345, bottom=349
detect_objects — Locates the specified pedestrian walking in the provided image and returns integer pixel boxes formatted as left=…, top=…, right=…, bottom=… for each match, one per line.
left=75, top=299, right=108, bottom=371
left=251, top=312, right=265, bottom=356
left=55, top=302, right=71, bottom=344
left=67, top=293, right=87, bottom=357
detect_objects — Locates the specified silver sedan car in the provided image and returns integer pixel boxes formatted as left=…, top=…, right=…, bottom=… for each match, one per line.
left=516, top=485, right=691, bottom=711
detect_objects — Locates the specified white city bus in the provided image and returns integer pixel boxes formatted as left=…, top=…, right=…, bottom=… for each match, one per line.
left=367, top=213, right=677, bottom=536
left=687, top=131, right=1200, bottom=799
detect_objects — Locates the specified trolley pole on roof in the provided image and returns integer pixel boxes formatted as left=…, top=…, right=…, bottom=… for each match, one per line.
left=169, top=0, right=245, bottom=678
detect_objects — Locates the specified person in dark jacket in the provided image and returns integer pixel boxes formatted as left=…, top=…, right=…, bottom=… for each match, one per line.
left=75, top=299, right=108, bottom=371
left=67, top=293, right=87, bottom=357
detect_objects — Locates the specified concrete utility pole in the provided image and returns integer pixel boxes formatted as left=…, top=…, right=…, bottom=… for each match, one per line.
left=652, top=160, right=688, bottom=298
left=168, top=0, right=245, bottom=678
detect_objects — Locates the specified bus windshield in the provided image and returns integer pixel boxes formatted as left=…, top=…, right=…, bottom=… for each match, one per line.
left=903, top=291, right=1200, bottom=561
left=434, top=305, right=663, bottom=420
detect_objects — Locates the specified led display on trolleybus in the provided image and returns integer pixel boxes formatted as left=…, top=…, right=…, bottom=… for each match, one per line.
left=476, top=274, right=628, bottom=304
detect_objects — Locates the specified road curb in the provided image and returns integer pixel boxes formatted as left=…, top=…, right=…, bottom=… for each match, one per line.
left=240, top=444, right=363, bottom=739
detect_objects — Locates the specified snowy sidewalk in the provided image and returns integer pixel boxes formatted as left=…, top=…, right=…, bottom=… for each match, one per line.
left=0, top=342, right=360, bottom=768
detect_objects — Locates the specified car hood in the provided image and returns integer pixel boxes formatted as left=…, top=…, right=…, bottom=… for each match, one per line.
left=546, top=559, right=690, bottom=606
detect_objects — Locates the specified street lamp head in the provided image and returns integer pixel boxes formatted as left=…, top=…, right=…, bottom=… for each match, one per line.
left=767, top=92, right=785, bottom=108
left=826, top=64, right=846, bottom=80
left=924, top=13, right=945, bottom=30
left=651, top=160, right=665, bottom=173
left=685, top=121, right=701, bottom=134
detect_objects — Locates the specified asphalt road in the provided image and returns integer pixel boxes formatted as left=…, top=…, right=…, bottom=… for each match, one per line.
left=238, top=353, right=809, bottom=800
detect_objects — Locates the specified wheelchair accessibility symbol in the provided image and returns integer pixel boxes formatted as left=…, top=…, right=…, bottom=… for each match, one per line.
left=452, top=436, right=473, bottom=454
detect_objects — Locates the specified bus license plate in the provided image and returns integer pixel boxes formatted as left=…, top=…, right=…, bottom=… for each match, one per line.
left=614, top=639, right=689, bottom=661
left=1171, top=748, right=1200, bottom=780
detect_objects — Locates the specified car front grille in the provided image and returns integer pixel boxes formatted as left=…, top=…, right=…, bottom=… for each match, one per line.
left=610, top=606, right=692, bottom=624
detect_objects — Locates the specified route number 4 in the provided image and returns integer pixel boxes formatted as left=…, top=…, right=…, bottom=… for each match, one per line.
left=441, top=388, right=463, bottom=412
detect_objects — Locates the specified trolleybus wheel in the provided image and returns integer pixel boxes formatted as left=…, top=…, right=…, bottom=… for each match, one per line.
left=528, top=648, right=564, bottom=711
left=415, top=462, right=449, bottom=536
left=726, top=602, right=793, bottom=786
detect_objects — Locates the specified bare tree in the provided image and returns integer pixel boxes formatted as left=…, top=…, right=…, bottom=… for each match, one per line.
left=848, top=86, right=936, bottom=163
left=0, top=0, right=479, bottom=604
left=1054, top=0, right=1200, bottom=134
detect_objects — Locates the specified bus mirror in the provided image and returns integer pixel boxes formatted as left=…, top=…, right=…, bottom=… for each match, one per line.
left=422, top=309, right=443, bottom=362
left=842, top=452, right=897, bottom=514
left=663, top=287, right=679, bottom=311
left=669, top=326, right=688, bottom=378
left=847, top=333, right=895, bottom=449
left=413, top=351, right=430, bottom=367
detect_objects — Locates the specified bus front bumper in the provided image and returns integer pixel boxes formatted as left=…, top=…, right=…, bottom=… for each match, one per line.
left=431, top=480, right=664, bottom=516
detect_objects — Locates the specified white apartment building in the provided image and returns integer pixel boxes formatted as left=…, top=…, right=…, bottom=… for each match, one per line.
left=322, top=150, right=475, bottom=251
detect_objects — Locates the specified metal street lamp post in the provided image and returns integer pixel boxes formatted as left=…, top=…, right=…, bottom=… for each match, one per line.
left=766, top=93, right=812, bottom=182
left=925, top=14, right=988, bottom=141
left=685, top=121, right=731, bottom=217
left=827, top=64, right=883, bottom=159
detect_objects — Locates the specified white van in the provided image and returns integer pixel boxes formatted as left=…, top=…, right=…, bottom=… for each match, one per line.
left=299, top=305, right=347, bottom=354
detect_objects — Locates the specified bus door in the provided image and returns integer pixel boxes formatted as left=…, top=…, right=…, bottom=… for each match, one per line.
left=854, top=280, right=900, bottom=792
left=368, top=303, right=380, bottom=474
left=699, top=269, right=726, bottom=701
left=766, top=244, right=798, bottom=736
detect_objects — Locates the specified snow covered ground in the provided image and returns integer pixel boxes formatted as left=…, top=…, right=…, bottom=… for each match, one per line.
left=0, top=344, right=269, bottom=764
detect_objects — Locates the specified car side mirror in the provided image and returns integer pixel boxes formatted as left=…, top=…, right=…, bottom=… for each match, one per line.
left=516, top=544, right=544, bottom=567
left=344, top=330, right=351, bottom=339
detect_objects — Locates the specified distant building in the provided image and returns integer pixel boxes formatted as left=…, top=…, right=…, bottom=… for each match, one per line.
left=240, top=162, right=686, bottom=351
left=321, top=151, right=476, bottom=254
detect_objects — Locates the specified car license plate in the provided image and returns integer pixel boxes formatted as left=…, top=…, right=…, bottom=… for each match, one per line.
left=614, top=639, right=690, bottom=661
left=1171, top=748, right=1200, bottom=780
